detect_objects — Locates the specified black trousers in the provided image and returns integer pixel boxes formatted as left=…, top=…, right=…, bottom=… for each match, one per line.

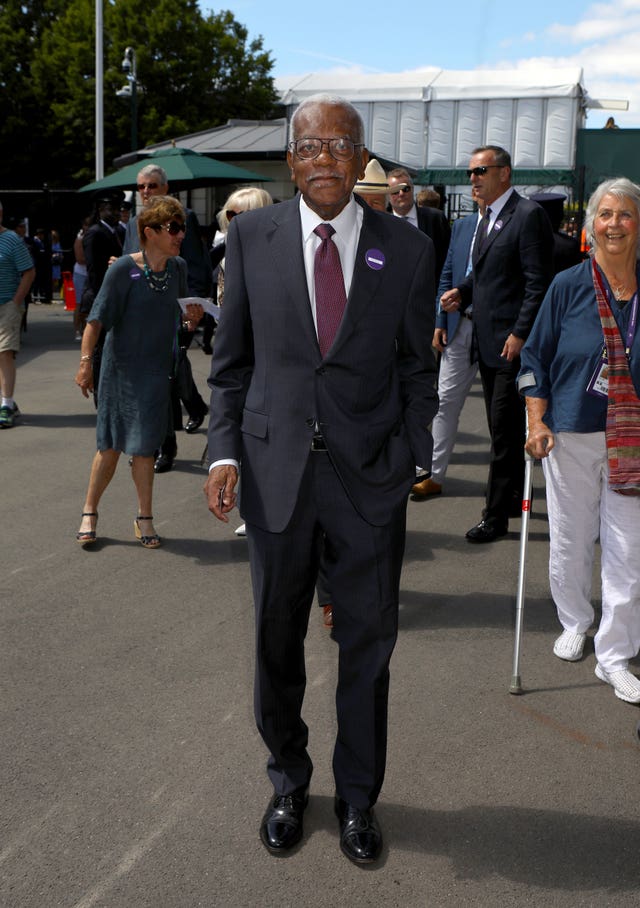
left=478, top=356, right=525, bottom=531
left=246, top=451, right=407, bottom=809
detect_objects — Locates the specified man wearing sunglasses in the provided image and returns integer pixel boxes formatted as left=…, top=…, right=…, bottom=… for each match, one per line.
left=205, top=94, right=437, bottom=864
left=387, top=168, right=451, bottom=282
left=440, top=145, right=554, bottom=543
left=123, top=164, right=212, bottom=471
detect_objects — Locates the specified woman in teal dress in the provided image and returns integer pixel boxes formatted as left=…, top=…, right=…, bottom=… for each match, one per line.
left=75, top=196, right=203, bottom=548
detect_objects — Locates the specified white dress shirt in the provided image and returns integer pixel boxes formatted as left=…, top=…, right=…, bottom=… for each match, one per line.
left=299, top=194, right=362, bottom=331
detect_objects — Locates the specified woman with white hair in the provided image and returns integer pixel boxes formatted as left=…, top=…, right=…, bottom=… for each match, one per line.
left=520, top=177, right=640, bottom=703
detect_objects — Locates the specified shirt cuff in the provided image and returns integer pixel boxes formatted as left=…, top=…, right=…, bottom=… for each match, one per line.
left=209, top=458, right=239, bottom=473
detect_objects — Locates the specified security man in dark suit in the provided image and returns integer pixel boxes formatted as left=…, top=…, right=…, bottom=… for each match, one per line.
left=441, top=145, right=554, bottom=542
left=387, top=167, right=451, bottom=282
left=204, top=94, right=438, bottom=864
left=81, top=191, right=124, bottom=398
left=530, top=191, right=583, bottom=275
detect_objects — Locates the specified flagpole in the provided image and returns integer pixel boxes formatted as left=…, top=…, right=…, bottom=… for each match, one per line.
left=95, top=0, right=104, bottom=179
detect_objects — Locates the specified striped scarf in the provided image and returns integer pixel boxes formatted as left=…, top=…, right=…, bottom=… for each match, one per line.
left=592, top=259, right=640, bottom=494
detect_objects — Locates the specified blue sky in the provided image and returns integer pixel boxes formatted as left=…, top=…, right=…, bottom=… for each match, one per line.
left=202, top=0, right=640, bottom=127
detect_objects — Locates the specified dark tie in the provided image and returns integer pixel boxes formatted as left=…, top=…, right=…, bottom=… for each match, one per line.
left=314, top=223, right=347, bottom=357
left=472, top=207, right=492, bottom=264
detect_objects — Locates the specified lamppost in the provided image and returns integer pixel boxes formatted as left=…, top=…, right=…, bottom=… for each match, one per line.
left=116, top=46, right=138, bottom=152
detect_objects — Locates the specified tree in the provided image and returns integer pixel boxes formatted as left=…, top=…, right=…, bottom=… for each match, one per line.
left=0, top=0, right=279, bottom=187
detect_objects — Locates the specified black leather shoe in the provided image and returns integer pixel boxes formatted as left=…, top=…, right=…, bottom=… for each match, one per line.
left=465, top=520, right=507, bottom=543
left=260, top=788, right=309, bottom=854
left=154, top=452, right=174, bottom=474
left=335, top=796, right=382, bottom=864
left=184, top=411, right=207, bottom=434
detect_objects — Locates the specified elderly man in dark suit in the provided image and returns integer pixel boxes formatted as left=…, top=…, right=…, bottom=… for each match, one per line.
left=387, top=167, right=451, bottom=282
left=124, top=164, right=211, bottom=471
left=204, top=94, right=438, bottom=864
left=441, top=145, right=554, bottom=542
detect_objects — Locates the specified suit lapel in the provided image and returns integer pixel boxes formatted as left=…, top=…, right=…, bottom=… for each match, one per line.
left=268, top=198, right=319, bottom=351
left=330, top=202, right=386, bottom=352
left=478, top=190, right=520, bottom=261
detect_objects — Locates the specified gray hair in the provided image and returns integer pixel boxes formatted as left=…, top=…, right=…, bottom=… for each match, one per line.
left=585, top=177, right=640, bottom=255
left=471, top=145, right=512, bottom=170
left=218, top=186, right=273, bottom=233
left=289, top=94, right=364, bottom=145
left=137, top=163, right=168, bottom=186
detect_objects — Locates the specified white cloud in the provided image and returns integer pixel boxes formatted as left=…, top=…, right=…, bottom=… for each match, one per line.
left=494, top=3, right=640, bottom=125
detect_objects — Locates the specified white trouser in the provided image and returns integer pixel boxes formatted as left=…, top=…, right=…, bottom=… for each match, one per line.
left=431, top=317, right=478, bottom=483
left=542, top=431, right=640, bottom=672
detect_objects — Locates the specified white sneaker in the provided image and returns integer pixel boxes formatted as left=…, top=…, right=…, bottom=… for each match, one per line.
left=595, top=664, right=640, bottom=703
left=553, top=630, right=587, bottom=662
left=234, top=524, right=246, bottom=537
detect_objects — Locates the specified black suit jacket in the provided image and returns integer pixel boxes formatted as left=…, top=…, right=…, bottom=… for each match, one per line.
left=458, top=191, right=554, bottom=368
left=416, top=206, right=451, bottom=284
left=81, top=222, right=122, bottom=307
left=207, top=196, right=439, bottom=532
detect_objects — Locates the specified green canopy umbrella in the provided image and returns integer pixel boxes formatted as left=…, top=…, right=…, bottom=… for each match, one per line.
left=79, top=146, right=272, bottom=193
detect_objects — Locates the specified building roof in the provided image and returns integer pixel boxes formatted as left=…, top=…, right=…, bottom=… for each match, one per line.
left=143, top=119, right=289, bottom=158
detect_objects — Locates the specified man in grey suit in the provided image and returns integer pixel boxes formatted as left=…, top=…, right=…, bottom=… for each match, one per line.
left=204, top=94, right=438, bottom=864
left=441, top=145, right=554, bottom=542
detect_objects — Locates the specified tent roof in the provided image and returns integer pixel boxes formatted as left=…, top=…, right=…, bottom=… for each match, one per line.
left=275, top=66, right=586, bottom=104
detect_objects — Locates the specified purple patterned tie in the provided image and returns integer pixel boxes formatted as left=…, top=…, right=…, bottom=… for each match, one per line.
left=314, top=223, right=347, bottom=357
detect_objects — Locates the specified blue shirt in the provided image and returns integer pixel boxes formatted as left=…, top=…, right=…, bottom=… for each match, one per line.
left=519, top=258, right=640, bottom=433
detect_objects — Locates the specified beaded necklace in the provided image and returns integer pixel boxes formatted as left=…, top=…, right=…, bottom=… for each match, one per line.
left=142, top=251, right=171, bottom=293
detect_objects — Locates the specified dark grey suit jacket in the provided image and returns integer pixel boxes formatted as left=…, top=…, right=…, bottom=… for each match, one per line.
left=458, top=190, right=554, bottom=368
left=207, top=196, right=438, bottom=532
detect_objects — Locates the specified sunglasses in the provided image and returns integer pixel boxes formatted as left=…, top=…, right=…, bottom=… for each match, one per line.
left=226, top=210, right=241, bottom=221
left=390, top=184, right=412, bottom=196
left=137, top=181, right=159, bottom=191
left=466, top=165, right=504, bottom=178
left=155, top=221, right=186, bottom=235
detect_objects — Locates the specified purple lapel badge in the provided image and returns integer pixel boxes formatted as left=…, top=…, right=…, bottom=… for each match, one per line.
left=494, top=219, right=503, bottom=232
left=365, top=249, right=385, bottom=271
left=130, top=268, right=142, bottom=280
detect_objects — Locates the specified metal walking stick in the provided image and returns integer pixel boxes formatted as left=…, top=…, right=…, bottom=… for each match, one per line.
left=510, top=374, right=537, bottom=695
left=509, top=442, right=534, bottom=694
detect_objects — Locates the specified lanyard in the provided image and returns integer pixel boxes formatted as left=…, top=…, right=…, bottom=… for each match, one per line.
left=624, top=292, right=639, bottom=356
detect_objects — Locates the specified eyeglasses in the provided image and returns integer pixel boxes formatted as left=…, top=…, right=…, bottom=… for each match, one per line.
left=466, top=166, right=504, bottom=178
left=137, top=181, right=160, bottom=191
left=154, top=221, right=186, bottom=235
left=390, top=184, right=412, bottom=196
left=289, top=138, right=364, bottom=162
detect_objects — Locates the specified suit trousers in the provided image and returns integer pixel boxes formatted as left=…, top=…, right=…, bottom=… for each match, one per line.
left=477, top=356, right=525, bottom=530
left=431, top=317, right=478, bottom=483
left=543, top=431, right=640, bottom=673
left=246, top=450, right=407, bottom=809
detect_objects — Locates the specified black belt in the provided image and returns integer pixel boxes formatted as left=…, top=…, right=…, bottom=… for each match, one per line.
left=460, top=310, right=472, bottom=321
left=311, top=434, right=327, bottom=452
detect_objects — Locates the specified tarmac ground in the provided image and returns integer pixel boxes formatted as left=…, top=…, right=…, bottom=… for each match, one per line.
left=2, top=304, right=640, bottom=908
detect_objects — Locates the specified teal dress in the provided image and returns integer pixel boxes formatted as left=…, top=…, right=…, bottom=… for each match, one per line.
left=89, top=254, right=188, bottom=455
